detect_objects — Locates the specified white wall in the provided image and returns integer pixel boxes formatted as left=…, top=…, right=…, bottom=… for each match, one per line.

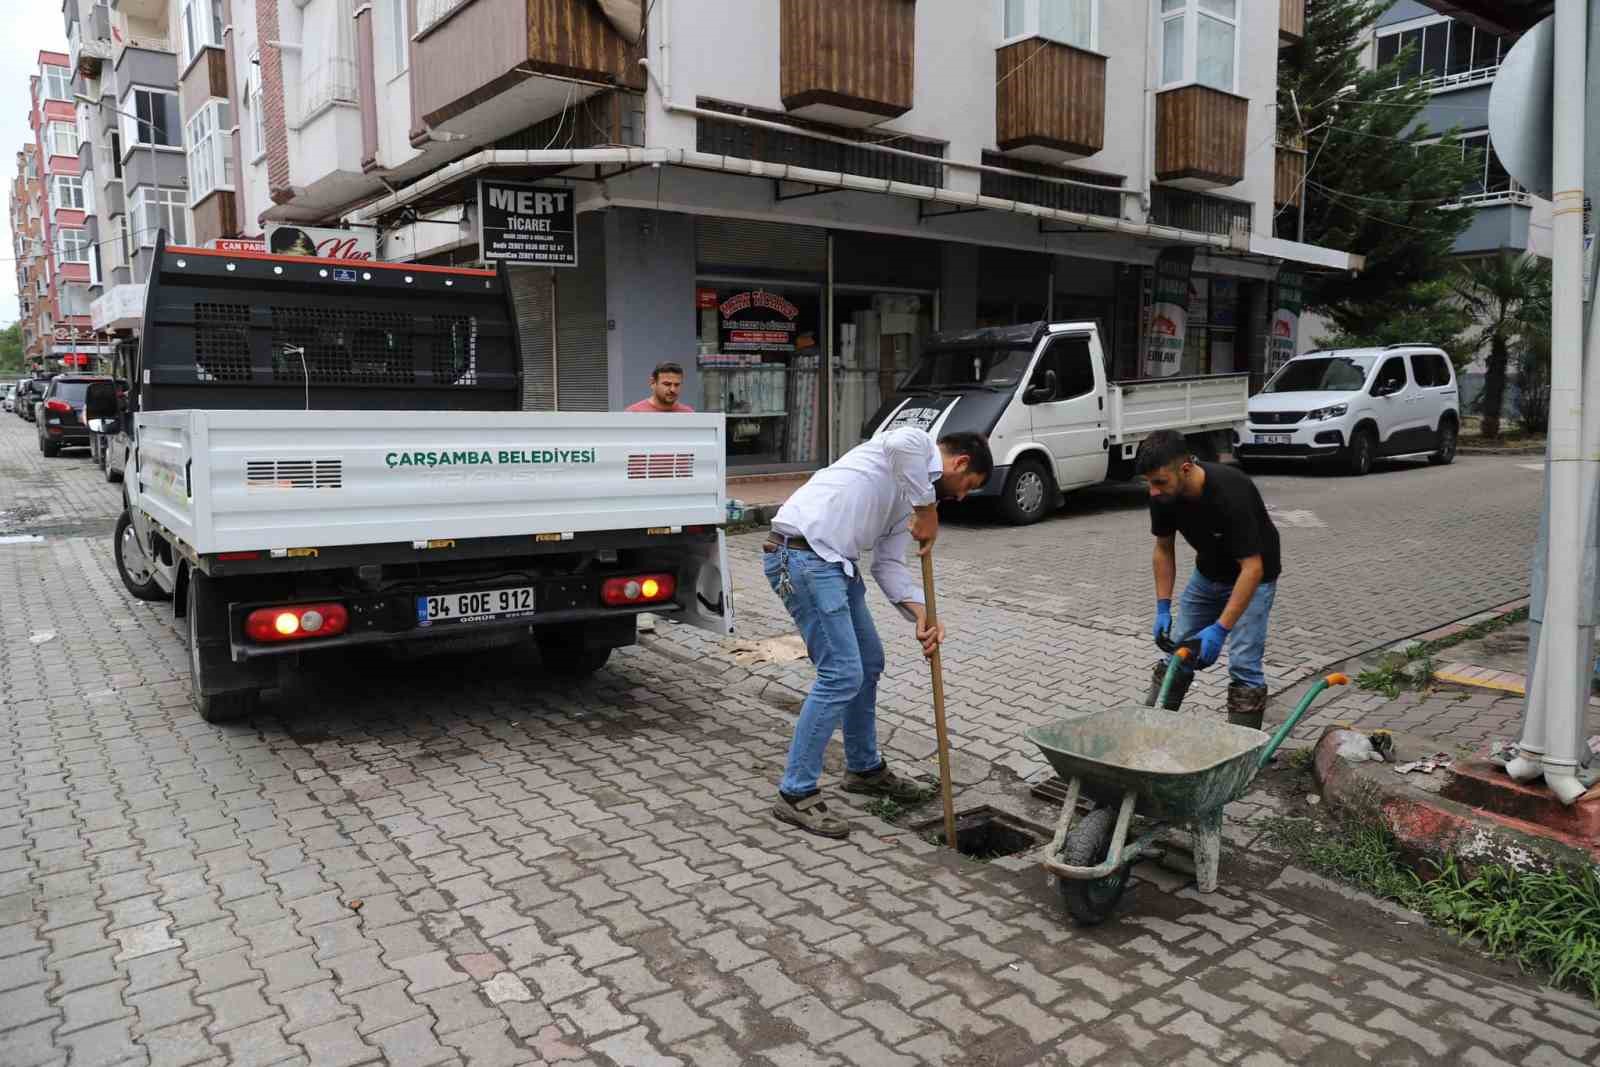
left=229, top=0, right=271, bottom=232
left=370, top=0, right=421, bottom=174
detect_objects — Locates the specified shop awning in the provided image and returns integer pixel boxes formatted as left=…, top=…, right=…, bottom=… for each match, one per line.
left=348, top=147, right=1364, bottom=274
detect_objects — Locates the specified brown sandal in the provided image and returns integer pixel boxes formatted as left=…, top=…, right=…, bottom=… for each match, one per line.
left=773, top=792, right=851, bottom=839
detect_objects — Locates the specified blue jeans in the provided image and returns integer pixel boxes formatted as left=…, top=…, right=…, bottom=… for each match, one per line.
left=763, top=547, right=885, bottom=797
left=1168, top=572, right=1277, bottom=689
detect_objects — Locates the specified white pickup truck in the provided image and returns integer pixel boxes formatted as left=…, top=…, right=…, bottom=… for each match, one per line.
left=88, top=239, right=732, bottom=722
left=867, top=321, right=1249, bottom=523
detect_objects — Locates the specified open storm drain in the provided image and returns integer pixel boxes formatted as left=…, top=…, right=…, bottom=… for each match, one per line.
left=915, top=807, right=1043, bottom=860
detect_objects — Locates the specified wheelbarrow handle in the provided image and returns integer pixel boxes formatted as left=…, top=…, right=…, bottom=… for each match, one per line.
left=1153, top=634, right=1201, bottom=709
left=1256, top=673, right=1351, bottom=770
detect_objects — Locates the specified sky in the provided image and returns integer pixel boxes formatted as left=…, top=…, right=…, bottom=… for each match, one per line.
left=1, top=3, right=70, bottom=327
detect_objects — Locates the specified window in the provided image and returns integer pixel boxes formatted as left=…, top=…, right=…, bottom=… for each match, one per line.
left=110, top=213, right=130, bottom=268
left=1002, top=0, right=1095, bottom=50
left=245, top=60, right=266, bottom=160
left=391, top=0, right=409, bottom=71
left=90, top=244, right=101, bottom=288
left=181, top=0, right=224, bottom=65
left=416, top=0, right=469, bottom=34
left=110, top=131, right=123, bottom=179
left=185, top=101, right=233, bottom=204
left=135, top=187, right=188, bottom=247
left=42, top=65, right=71, bottom=101
left=1372, top=356, right=1409, bottom=395
left=120, top=88, right=180, bottom=151
left=1160, top=0, right=1237, bottom=92
left=56, top=228, right=90, bottom=264
left=52, top=175, right=85, bottom=211
left=1029, top=337, right=1097, bottom=402
left=49, top=122, right=78, bottom=158
left=1376, top=17, right=1504, bottom=88
left=1456, top=130, right=1514, bottom=200
left=1409, top=352, right=1452, bottom=388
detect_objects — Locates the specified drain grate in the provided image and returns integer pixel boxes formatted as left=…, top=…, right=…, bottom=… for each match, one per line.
left=914, top=806, right=1043, bottom=860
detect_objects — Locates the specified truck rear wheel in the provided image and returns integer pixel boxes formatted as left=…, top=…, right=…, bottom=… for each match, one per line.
left=536, top=631, right=613, bottom=678
left=999, top=456, right=1054, bottom=525
left=115, top=512, right=169, bottom=602
left=187, top=571, right=258, bottom=723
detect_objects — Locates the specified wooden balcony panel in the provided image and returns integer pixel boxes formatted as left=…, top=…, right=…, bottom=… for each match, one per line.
left=1155, top=84, right=1248, bottom=189
left=1280, top=0, right=1306, bottom=42
left=1275, top=144, right=1307, bottom=206
left=780, top=0, right=915, bottom=125
left=995, top=38, right=1105, bottom=160
left=190, top=190, right=238, bottom=248
left=527, top=0, right=644, bottom=88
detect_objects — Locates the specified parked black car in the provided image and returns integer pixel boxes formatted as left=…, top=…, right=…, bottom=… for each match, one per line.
left=16, top=378, right=47, bottom=422
left=37, top=375, right=114, bottom=456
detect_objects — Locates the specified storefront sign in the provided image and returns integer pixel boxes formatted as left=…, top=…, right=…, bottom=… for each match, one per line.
left=1143, top=248, right=1194, bottom=378
left=266, top=225, right=375, bottom=261
left=477, top=180, right=577, bottom=266
left=720, top=290, right=800, bottom=353
left=1269, top=271, right=1305, bottom=376
left=696, top=288, right=719, bottom=310
left=214, top=237, right=267, bottom=253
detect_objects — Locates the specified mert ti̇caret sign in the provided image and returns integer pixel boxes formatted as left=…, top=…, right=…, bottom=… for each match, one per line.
left=477, top=180, right=577, bottom=267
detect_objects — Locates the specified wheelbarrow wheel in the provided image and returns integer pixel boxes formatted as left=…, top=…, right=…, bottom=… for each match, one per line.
left=1057, top=808, right=1129, bottom=926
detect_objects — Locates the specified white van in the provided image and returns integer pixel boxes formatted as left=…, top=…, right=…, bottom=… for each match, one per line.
left=1236, top=346, right=1460, bottom=475
left=868, top=322, right=1250, bottom=524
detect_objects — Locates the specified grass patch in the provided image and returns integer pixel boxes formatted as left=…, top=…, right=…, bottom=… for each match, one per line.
left=1263, top=813, right=1600, bottom=1003
left=1355, top=608, right=1527, bottom=698
left=1410, top=606, right=1529, bottom=659
left=864, top=796, right=909, bottom=823
left=1285, top=747, right=1316, bottom=772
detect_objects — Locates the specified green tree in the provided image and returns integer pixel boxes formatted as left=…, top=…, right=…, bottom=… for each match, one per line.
left=1317, top=279, right=1473, bottom=368
left=1279, top=0, right=1478, bottom=333
left=1451, top=252, right=1551, bottom=438
left=0, top=322, right=22, bottom=377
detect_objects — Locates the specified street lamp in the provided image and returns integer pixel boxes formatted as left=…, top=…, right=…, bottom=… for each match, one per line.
left=75, top=93, right=161, bottom=259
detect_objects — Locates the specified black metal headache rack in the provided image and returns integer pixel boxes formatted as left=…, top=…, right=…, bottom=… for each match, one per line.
left=136, top=232, right=522, bottom=413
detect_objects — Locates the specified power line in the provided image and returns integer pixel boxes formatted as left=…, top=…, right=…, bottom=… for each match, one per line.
left=1307, top=178, right=1472, bottom=206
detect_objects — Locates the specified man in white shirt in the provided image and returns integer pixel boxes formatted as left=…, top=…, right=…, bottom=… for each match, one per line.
left=764, top=427, right=993, bottom=838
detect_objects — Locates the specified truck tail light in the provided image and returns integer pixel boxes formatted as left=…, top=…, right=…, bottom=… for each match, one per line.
left=601, top=574, right=676, bottom=607
left=45, top=399, right=70, bottom=413
left=245, top=603, right=349, bottom=643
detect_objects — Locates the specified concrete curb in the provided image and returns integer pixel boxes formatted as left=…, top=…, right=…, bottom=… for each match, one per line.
left=1311, top=726, right=1600, bottom=876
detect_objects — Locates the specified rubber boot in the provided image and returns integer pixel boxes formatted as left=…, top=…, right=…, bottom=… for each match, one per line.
left=1145, top=660, right=1194, bottom=711
left=1226, top=683, right=1268, bottom=731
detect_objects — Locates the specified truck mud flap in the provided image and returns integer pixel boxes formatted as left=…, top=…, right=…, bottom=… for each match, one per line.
left=678, top=530, right=735, bottom=635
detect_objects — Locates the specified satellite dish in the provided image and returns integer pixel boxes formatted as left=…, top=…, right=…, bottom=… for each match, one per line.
left=1488, top=15, right=1554, bottom=201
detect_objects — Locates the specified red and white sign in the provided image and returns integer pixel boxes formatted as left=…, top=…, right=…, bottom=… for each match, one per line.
left=214, top=237, right=267, bottom=253
left=265, top=224, right=376, bottom=261
left=695, top=288, right=718, bottom=310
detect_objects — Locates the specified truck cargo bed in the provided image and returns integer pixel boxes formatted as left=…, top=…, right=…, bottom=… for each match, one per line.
left=135, top=410, right=727, bottom=555
left=1107, top=373, right=1249, bottom=442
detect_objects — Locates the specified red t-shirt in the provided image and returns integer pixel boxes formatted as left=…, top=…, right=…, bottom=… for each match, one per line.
left=625, top=399, right=695, bottom=412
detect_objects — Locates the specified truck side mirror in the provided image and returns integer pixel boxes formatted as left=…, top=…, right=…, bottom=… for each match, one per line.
left=1025, top=369, right=1059, bottom=404
left=84, top=380, right=117, bottom=420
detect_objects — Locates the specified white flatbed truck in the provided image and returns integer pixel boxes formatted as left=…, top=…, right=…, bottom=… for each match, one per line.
left=88, top=238, right=732, bottom=722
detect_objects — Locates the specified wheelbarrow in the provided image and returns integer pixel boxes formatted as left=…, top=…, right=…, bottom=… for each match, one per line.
left=1024, top=642, right=1348, bottom=925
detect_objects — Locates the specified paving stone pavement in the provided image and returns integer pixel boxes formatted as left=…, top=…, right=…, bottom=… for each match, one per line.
left=655, top=457, right=1543, bottom=781
left=4, top=416, right=1598, bottom=1066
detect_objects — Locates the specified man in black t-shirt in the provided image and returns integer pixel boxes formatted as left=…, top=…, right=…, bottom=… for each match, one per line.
left=1135, top=430, right=1281, bottom=729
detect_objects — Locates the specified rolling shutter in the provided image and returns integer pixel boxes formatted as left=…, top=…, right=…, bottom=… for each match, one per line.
left=695, top=217, right=826, bottom=275
left=554, top=213, right=608, bottom=411
left=508, top=265, right=555, bottom=411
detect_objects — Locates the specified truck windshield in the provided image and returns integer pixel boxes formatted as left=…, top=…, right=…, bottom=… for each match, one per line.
left=1264, top=356, right=1375, bottom=393
left=901, top=346, right=1034, bottom=390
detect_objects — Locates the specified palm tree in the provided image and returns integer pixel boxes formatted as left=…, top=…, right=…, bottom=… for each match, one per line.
left=1451, top=252, right=1551, bottom=439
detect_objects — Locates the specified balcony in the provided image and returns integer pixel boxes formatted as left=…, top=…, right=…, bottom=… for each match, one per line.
left=1275, top=143, right=1306, bottom=207
left=414, top=0, right=644, bottom=141
left=70, top=23, right=113, bottom=79
left=995, top=38, right=1105, bottom=162
left=780, top=0, right=915, bottom=127
left=1280, top=0, right=1305, bottom=43
left=1155, top=84, right=1248, bottom=189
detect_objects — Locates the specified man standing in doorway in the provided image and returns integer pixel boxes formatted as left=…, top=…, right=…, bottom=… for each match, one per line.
left=625, top=362, right=695, bottom=412
left=764, top=428, right=993, bottom=838
left=1137, top=430, right=1281, bottom=728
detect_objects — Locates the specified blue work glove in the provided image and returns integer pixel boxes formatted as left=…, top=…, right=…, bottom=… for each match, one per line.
left=1196, top=621, right=1231, bottom=669
left=1153, top=599, right=1172, bottom=644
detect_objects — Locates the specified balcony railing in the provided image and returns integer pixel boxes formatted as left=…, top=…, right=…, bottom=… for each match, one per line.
left=301, top=58, right=359, bottom=120
left=1149, top=187, right=1252, bottom=238
left=1421, top=65, right=1499, bottom=94
left=1447, top=186, right=1534, bottom=209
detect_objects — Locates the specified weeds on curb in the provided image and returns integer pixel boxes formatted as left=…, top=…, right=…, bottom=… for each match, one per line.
left=864, top=796, right=907, bottom=823
left=1357, top=608, right=1532, bottom=697
left=1262, top=813, right=1600, bottom=1004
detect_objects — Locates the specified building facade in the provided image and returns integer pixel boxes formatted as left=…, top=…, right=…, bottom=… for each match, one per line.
left=10, top=146, right=49, bottom=366
left=1372, top=0, right=1529, bottom=257
left=41, top=0, right=1361, bottom=477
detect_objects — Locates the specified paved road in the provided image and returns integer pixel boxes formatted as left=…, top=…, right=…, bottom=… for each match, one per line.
left=660, top=454, right=1541, bottom=779
left=3, top=417, right=1596, bottom=1067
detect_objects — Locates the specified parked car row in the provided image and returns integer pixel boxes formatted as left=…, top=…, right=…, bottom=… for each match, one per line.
left=12, top=373, right=127, bottom=473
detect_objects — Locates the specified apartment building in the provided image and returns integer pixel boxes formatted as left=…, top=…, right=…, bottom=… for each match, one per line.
left=56, top=0, right=1359, bottom=476
left=1372, top=0, right=1529, bottom=256
left=10, top=146, right=50, bottom=366
left=11, top=51, right=103, bottom=372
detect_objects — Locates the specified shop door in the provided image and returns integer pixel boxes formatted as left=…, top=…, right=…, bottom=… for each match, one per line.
left=1025, top=333, right=1107, bottom=491
left=832, top=289, right=931, bottom=458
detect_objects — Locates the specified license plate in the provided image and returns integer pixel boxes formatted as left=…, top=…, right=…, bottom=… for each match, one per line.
left=416, top=585, right=536, bottom=627
left=1255, top=434, right=1293, bottom=446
